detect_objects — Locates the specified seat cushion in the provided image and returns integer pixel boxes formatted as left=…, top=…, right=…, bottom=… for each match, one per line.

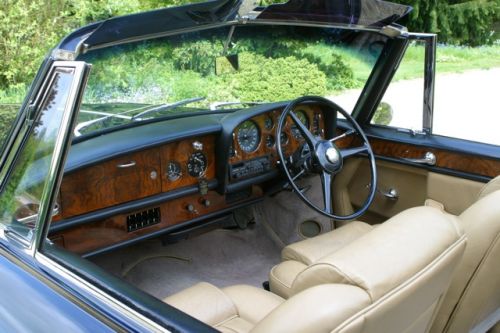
left=281, top=221, right=373, bottom=265
left=164, top=282, right=284, bottom=333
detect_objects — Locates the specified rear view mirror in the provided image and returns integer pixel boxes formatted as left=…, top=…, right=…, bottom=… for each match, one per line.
left=215, top=54, right=239, bottom=75
left=372, top=102, right=394, bottom=126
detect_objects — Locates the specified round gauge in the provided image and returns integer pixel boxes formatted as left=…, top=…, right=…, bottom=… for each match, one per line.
left=237, top=120, right=260, bottom=153
left=264, top=117, right=274, bottom=130
left=167, top=161, right=182, bottom=182
left=280, top=132, right=289, bottom=146
left=187, top=152, right=207, bottom=178
left=312, top=113, right=321, bottom=136
left=291, top=111, right=310, bottom=139
left=265, top=135, right=275, bottom=148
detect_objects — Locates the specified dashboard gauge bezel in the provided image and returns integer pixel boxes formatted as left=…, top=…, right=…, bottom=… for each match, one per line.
left=236, top=120, right=261, bottom=153
left=187, top=152, right=208, bottom=178
left=167, top=161, right=182, bottom=181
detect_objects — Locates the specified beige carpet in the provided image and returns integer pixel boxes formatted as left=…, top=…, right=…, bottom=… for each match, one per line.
left=90, top=221, right=282, bottom=300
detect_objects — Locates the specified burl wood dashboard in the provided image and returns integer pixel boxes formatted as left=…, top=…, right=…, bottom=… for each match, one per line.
left=51, top=134, right=261, bottom=255
left=50, top=105, right=326, bottom=255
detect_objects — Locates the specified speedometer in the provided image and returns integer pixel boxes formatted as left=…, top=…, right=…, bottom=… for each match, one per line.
left=237, top=120, right=260, bottom=153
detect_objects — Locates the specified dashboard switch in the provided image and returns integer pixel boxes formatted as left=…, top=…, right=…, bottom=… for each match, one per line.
left=186, top=204, right=198, bottom=214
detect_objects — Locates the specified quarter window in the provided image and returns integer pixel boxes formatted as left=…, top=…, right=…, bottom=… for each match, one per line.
left=371, top=40, right=426, bottom=131
left=0, top=69, right=75, bottom=241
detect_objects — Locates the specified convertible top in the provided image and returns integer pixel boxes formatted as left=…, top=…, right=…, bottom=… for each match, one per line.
left=56, top=0, right=411, bottom=55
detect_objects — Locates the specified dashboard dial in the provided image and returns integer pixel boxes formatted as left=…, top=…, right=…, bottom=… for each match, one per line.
left=264, top=117, right=274, bottom=130
left=167, top=161, right=182, bottom=181
left=187, top=152, right=207, bottom=178
left=291, top=111, right=310, bottom=139
left=312, top=113, right=321, bottom=136
left=265, top=135, right=275, bottom=148
left=280, top=132, right=289, bottom=146
left=237, top=120, right=260, bottom=153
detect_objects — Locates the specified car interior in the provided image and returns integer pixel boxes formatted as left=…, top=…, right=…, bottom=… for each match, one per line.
left=9, top=3, right=496, bottom=332
left=43, top=100, right=500, bottom=332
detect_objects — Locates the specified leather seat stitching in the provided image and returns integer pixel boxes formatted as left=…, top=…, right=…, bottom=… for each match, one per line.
left=215, top=314, right=239, bottom=328
left=332, top=235, right=467, bottom=332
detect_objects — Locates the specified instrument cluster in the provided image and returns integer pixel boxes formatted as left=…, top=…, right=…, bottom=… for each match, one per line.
left=229, top=106, right=325, bottom=180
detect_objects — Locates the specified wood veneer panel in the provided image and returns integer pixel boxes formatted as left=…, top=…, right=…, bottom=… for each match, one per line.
left=52, top=187, right=263, bottom=254
left=160, top=135, right=216, bottom=192
left=60, top=148, right=162, bottom=218
left=369, top=138, right=500, bottom=178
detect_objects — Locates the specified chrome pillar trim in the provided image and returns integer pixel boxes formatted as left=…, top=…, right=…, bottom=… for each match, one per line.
left=407, top=33, right=437, bottom=135
left=52, top=49, right=77, bottom=61
left=35, top=253, right=169, bottom=332
left=380, top=25, right=406, bottom=38
left=423, top=34, right=437, bottom=134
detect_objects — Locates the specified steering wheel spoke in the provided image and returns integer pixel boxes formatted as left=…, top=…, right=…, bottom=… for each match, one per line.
left=340, top=144, right=368, bottom=159
left=320, top=171, right=333, bottom=214
left=289, top=111, right=318, bottom=148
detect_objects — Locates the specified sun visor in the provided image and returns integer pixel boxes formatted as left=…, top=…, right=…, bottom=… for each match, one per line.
left=256, top=0, right=412, bottom=28
left=57, top=0, right=411, bottom=54
left=81, top=0, right=242, bottom=50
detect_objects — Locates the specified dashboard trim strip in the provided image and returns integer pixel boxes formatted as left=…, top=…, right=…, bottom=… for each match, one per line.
left=50, top=180, right=218, bottom=233
left=80, top=196, right=264, bottom=258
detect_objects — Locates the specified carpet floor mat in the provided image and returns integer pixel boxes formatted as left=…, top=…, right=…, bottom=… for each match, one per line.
left=90, top=222, right=282, bottom=300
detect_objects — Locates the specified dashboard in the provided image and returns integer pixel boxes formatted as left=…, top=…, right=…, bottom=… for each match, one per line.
left=49, top=102, right=329, bottom=255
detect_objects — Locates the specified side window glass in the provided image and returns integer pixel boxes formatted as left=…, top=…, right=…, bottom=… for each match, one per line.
left=0, top=69, right=75, bottom=241
left=433, top=56, right=499, bottom=145
left=371, top=40, right=426, bottom=131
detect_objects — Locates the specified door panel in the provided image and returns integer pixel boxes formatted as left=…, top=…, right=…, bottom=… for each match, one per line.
left=426, top=172, right=483, bottom=215
left=339, top=159, right=427, bottom=223
left=334, top=159, right=486, bottom=224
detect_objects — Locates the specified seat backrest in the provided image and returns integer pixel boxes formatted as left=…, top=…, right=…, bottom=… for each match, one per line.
left=430, top=189, right=500, bottom=333
left=254, top=206, right=466, bottom=333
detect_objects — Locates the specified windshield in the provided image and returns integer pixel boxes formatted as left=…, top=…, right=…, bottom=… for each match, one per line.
left=76, top=24, right=387, bottom=138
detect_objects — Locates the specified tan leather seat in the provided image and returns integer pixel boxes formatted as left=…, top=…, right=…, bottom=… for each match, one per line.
left=164, top=282, right=284, bottom=333
left=166, top=207, right=466, bottom=332
left=272, top=177, right=500, bottom=333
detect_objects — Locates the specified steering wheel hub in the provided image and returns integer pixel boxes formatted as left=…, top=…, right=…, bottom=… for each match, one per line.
left=315, top=141, right=343, bottom=174
left=326, top=147, right=340, bottom=164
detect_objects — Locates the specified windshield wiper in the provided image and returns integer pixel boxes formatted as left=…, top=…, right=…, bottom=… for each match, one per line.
left=210, top=101, right=266, bottom=110
left=74, top=105, right=153, bottom=137
left=132, top=97, right=206, bottom=121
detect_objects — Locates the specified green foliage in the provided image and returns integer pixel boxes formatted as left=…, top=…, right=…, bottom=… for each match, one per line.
left=441, top=1, right=500, bottom=46
left=172, top=40, right=224, bottom=76
left=0, top=105, right=19, bottom=144
left=394, top=0, right=499, bottom=46
left=0, top=0, right=204, bottom=102
left=372, top=102, right=394, bottom=126
left=212, top=53, right=327, bottom=102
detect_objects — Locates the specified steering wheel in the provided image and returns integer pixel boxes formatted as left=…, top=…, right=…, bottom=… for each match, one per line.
left=276, top=96, right=377, bottom=221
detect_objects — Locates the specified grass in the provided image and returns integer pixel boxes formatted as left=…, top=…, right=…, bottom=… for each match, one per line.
left=394, top=43, right=500, bottom=81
